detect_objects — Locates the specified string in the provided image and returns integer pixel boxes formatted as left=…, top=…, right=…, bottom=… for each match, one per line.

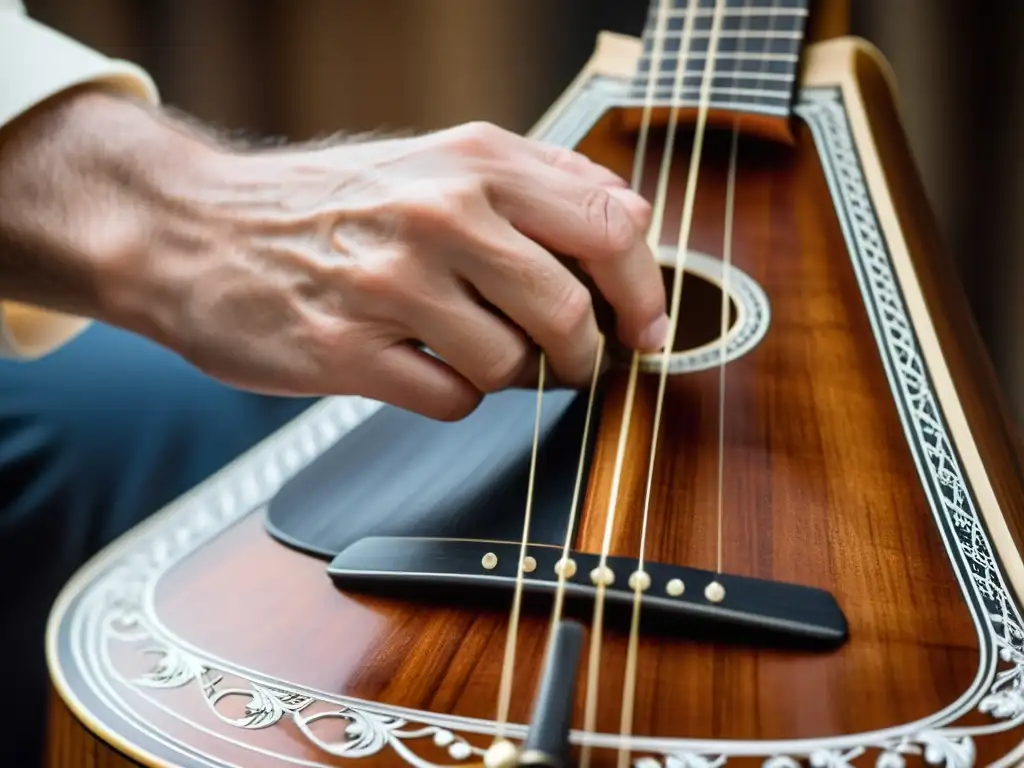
left=492, top=355, right=546, bottom=740
left=713, top=0, right=752, bottom=577
left=715, top=127, right=739, bottom=575
left=545, top=0, right=670, bottom=650
left=714, top=0, right=778, bottom=577
left=578, top=1, right=675, bottom=766
left=490, top=335, right=601, bottom=747
left=716, top=123, right=741, bottom=573
left=490, top=0, right=671, bottom=753
left=616, top=0, right=727, bottom=764
left=492, top=0, right=780, bottom=758
left=545, top=335, right=606, bottom=635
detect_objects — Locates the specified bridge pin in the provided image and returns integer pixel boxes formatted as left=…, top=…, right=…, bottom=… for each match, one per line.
left=554, top=558, right=577, bottom=579
left=628, top=570, right=652, bottom=591
left=705, top=581, right=726, bottom=603
left=590, top=565, right=615, bottom=587
left=666, top=578, right=685, bottom=597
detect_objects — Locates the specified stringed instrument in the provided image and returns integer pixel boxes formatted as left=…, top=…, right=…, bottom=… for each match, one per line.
left=44, top=1, right=1024, bottom=766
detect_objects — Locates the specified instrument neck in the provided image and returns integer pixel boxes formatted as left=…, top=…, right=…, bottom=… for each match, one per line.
left=631, top=0, right=811, bottom=142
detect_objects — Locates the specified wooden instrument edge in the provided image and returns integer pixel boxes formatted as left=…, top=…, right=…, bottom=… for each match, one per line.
left=802, top=38, right=1024, bottom=609
left=42, top=25, right=1024, bottom=768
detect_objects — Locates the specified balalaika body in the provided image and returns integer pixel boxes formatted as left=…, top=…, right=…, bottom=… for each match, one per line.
left=45, top=2, right=1024, bottom=767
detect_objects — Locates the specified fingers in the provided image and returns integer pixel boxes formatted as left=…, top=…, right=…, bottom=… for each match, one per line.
left=527, top=141, right=630, bottom=190
left=453, top=216, right=603, bottom=388
left=488, top=151, right=670, bottom=352
left=403, top=284, right=543, bottom=395
left=427, top=122, right=667, bottom=352
left=360, top=342, right=483, bottom=421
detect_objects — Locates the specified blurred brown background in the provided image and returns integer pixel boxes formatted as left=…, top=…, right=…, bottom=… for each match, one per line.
left=24, top=0, right=1024, bottom=431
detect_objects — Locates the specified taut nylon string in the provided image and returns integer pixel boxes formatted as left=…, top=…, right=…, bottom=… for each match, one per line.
left=490, top=0, right=670, bottom=750
left=715, top=115, right=741, bottom=575
left=714, top=0, right=782, bottom=578
left=493, top=0, right=763, bottom=759
left=578, top=3, right=674, bottom=766
left=492, top=357, right=546, bottom=740
left=713, top=0, right=755, bottom=580
left=614, top=1, right=728, bottom=765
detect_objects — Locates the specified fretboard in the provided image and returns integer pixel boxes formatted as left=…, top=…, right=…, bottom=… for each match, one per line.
left=629, top=0, right=811, bottom=119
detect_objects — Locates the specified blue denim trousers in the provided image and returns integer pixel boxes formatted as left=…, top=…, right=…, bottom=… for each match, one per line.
left=0, top=322, right=317, bottom=765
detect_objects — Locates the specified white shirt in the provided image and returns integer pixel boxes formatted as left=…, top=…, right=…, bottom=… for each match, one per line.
left=0, top=0, right=158, bottom=358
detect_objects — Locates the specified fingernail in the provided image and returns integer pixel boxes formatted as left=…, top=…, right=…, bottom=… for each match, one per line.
left=640, top=314, right=670, bottom=351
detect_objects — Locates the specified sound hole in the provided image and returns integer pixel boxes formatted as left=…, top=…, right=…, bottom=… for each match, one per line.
left=662, top=266, right=739, bottom=352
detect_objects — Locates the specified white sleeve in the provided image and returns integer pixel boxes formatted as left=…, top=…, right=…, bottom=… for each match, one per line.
left=0, top=0, right=160, bottom=359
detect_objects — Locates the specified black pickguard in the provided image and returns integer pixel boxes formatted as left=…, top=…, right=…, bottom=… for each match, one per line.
left=264, top=387, right=602, bottom=560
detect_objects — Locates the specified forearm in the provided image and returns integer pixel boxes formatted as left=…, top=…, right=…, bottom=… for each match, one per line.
left=0, top=86, right=223, bottom=348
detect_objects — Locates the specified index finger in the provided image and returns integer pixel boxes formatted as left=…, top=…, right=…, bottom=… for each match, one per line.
left=490, top=163, right=670, bottom=352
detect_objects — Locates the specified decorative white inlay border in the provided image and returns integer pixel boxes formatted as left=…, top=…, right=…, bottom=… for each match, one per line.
left=49, top=84, right=1024, bottom=768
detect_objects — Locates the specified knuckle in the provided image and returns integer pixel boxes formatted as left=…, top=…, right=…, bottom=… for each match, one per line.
left=549, top=283, right=594, bottom=339
left=443, top=177, right=489, bottom=210
left=402, top=178, right=488, bottom=231
left=300, top=313, right=359, bottom=370
left=448, top=120, right=505, bottom=156
left=341, top=253, right=410, bottom=314
left=584, top=187, right=637, bottom=256
left=541, top=144, right=577, bottom=170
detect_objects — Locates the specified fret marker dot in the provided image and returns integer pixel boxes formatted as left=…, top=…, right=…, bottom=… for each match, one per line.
left=590, top=565, right=615, bottom=587
left=666, top=579, right=685, bottom=597
left=481, top=552, right=498, bottom=570
left=705, top=581, right=726, bottom=603
left=554, top=558, right=577, bottom=579
left=628, top=570, right=651, bottom=592
left=522, top=556, right=537, bottom=573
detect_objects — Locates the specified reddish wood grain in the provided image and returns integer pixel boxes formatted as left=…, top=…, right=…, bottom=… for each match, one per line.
left=47, top=31, right=1024, bottom=768
left=141, top=107, right=988, bottom=756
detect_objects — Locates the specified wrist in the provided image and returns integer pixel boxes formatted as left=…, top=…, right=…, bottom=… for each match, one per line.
left=0, top=86, right=227, bottom=347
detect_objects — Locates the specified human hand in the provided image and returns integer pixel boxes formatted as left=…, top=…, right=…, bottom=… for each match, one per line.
left=162, top=122, right=668, bottom=419
left=0, top=92, right=668, bottom=420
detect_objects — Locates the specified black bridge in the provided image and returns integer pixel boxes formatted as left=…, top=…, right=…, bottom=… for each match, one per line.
left=265, top=387, right=849, bottom=653
left=328, top=536, right=848, bottom=649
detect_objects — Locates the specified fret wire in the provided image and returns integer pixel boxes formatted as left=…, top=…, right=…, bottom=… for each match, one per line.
left=732, top=0, right=755, bottom=98
left=636, top=71, right=795, bottom=84
left=652, top=7, right=807, bottom=17
left=643, top=2, right=809, bottom=41
left=645, top=30, right=803, bottom=38
left=637, top=52, right=798, bottom=63
left=629, top=0, right=804, bottom=119
left=752, top=0, right=779, bottom=111
left=650, top=22, right=804, bottom=36
left=634, top=73, right=794, bottom=88
left=646, top=4, right=807, bottom=20
left=636, top=66, right=796, bottom=82
left=650, top=0, right=807, bottom=9
left=626, top=85, right=791, bottom=101
left=641, top=39, right=801, bottom=56
left=615, top=97, right=790, bottom=116
left=642, top=36, right=802, bottom=50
